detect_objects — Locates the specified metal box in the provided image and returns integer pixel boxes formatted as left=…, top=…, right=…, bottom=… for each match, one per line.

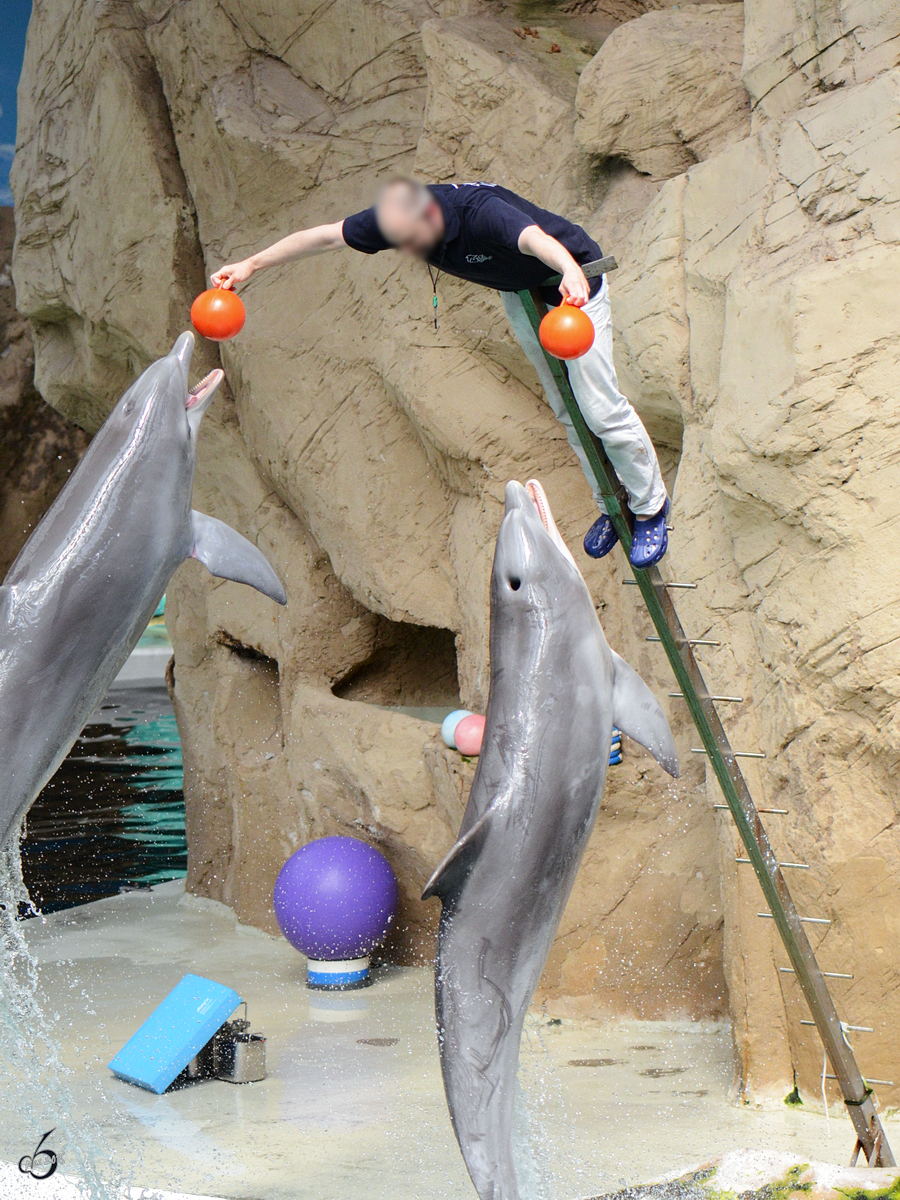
left=214, top=1024, right=267, bottom=1084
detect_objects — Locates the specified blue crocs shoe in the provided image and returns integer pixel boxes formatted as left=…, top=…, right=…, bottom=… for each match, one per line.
left=584, top=512, right=620, bottom=559
left=629, top=499, right=669, bottom=570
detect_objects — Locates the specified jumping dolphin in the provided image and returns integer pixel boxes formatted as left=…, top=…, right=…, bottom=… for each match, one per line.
left=423, top=479, right=678, bottom=1200
left=0, top=331, right=286, bottom=847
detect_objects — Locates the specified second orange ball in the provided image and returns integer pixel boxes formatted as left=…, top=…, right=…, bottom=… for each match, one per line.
left=538, top=297, right=594, bottom=360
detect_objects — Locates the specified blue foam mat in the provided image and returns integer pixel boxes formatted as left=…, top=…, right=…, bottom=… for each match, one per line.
left=108, top=973, right=241, bottom=1094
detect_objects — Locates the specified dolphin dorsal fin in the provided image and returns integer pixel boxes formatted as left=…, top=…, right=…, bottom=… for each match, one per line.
left=190, top=511, right=287, bottom=606
left=610, top=649, right=680, bottom=778
left=421, top=809, right=493, bottom=904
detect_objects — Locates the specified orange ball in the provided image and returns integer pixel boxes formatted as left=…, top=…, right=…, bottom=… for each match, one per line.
left=190, top=287, right=246, bottom=342
left=454, top=713, right=486, bottom=757
left=539, top=298, right=594, bottom=360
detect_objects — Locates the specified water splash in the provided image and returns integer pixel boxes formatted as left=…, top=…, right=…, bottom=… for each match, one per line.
left=0, top=833, right=125, bottom=1197
left=515, top=1014, right=585, bottom=1200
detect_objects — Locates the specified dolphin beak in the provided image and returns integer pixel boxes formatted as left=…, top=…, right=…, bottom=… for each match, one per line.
left=171, top=331, right=195, bottom=372
left=504, top=480, right=531, bottom=516
left=512, top=478, right=579, bottom=570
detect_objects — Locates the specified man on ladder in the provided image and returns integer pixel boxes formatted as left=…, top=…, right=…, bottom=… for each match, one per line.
left=212, top=178, right=669, bottom=568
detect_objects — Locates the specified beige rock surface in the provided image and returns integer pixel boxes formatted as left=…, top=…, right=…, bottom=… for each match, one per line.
left=601, top=31, right=900, bottom=1101
left=576, top=5, right=750, bottom=178
left=742, top=0, right=900, bottom=118
left=12, top=0, right=900, bottom=1115
left=0, top=207, right=88, bottom=577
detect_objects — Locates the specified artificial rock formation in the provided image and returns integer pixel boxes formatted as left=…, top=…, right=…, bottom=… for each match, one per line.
left=12, top=0, right=900, bottom=1110
left=0, top=208, right=88, bottom=578
left=576, top=4, right=749, bottom=178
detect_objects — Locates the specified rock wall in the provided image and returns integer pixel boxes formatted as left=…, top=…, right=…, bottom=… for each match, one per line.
left=588, top=0, right=900, bottom=1106
left=12, top=0, right=900, bottom=1107
left=0, top=207, right=88, bottom=578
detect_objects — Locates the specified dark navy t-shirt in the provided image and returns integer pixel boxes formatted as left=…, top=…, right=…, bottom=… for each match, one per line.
left=341, top=183, right=603, bottom=305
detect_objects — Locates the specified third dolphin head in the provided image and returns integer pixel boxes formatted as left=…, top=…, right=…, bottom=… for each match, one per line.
left=492, top=478, right=586, bottom=606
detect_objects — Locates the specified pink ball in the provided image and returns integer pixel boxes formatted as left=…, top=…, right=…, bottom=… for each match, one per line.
left=454, top=714, right=485, bottom=756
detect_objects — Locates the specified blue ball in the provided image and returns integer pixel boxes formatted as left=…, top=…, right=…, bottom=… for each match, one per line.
left=441, top=709, right=473, bottom=749
left=273, top=836, right=399, bottom=961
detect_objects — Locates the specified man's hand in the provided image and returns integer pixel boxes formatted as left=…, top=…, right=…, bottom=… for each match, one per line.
left=211, top=259, right=256, bottom=290
left=559, top=263, right=590, bottom=307
left=517, top=224, right=591, bottom=306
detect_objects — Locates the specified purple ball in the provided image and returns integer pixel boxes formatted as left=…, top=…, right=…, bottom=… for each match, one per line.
left=273, top=836, right=399, bottom=961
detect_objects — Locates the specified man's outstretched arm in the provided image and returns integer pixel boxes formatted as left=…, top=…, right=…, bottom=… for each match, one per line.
left=211, top=221, right=347, bottom=289
left=517, top=224, right=591, bottom=305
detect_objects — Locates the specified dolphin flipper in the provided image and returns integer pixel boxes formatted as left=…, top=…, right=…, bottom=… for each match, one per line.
left=422, top=811, right=493, bottom=902
left=610, top=650, right=679, bottom=777
left=190, top=511, right=287, bottom=605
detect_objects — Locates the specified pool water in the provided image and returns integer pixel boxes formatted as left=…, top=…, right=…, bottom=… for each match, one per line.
left=20, top=685, right=187, bottom=913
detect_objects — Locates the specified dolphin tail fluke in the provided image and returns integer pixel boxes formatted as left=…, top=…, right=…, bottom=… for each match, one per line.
left=422, top=810, right=493, bottom=903
left=610, top=649, right=680, bottom=777
left=190, top=511, right=287, bottom=605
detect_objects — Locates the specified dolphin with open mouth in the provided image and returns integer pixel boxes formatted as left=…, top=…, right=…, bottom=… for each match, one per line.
left=0, top=331, right=286, bottom=847
left=423, top=478, right=678, bottom=1200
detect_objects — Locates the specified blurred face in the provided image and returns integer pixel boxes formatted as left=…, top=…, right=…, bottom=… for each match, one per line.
left=376, top=191, right=445, bottom=258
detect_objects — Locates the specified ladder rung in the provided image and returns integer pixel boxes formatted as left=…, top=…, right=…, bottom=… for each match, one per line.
left=780, top=967, right=851, bottom=978
left=647, top=636, right=722, bottom=646
left=801, top=1021, right=873, bottom=1032
left=826, top=1074, right=894, bottom=1086
left=758, top=912, right=831, bottom=925
left=671, top=692, right=743, bottom=702
left=737, top=857, right=808, bottom=869
left=691, top=747, right=766, bottom=759
left=714, top=804, right=788, bottom=814
left=624, top=579, right=696, bottom=589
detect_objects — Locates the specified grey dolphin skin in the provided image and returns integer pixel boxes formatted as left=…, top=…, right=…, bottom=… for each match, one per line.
left=422, top=478, right=679, bottom=1200
left=0, top=331, right=286, bottom=848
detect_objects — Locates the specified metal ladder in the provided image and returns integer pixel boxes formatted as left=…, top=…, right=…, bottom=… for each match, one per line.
left=518, top=281, right=895, bottom=1168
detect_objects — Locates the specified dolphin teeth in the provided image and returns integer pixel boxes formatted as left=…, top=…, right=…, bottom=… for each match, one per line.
left=525, top=478, right=579, bottom=569
left=525, top=478, right=551, bottom=532
left=186, top=370, right=219, bottom=407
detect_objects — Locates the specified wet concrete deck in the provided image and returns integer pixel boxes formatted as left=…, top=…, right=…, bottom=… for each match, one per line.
left=10, top=879, right=890, bottom=1200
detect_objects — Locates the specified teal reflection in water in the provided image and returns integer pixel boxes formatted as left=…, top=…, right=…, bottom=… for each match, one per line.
left=124, top=714, right=184, bottom=791
left=21, top=686, right=188, bottom=913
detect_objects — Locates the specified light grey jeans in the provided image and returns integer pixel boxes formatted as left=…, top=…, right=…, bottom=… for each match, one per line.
left=501, top=279, right=667, bottom=517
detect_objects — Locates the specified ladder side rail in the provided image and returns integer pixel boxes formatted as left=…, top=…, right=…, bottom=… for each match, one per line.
left=519, top=288, right=893, bottom=1165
